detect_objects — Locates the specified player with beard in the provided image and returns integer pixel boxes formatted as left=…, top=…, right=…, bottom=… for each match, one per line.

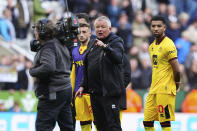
left=143, top=16, right=180, bottom=131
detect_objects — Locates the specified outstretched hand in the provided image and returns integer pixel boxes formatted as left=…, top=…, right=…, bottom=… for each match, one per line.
left=75, top=87, right=84, bottom=98
left=95, top=39, right=107, bottom=48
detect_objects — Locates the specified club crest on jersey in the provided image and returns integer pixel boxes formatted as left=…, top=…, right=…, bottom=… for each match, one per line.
left=158, top=47, right=162, bottom=52
left=153, top=55, right=158, bottom=65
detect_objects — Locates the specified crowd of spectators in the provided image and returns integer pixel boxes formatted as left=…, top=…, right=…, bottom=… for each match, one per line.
left=0, top=0, right=197, bottom=112
left=63, top=0, right=197, bottom=91
left=0, top=54, right=33, bottom=92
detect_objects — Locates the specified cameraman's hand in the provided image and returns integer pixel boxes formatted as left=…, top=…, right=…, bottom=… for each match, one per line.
left=75, top=87, right=84, bottom=98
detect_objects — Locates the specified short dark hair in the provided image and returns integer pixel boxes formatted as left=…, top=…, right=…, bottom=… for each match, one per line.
left=151, top=15, right=166, bottom=24
left=76, top=13, right=90, bottom=24
left=34, top=19, right=56, bottom=40
left=79, top=23, right=91, bottom=28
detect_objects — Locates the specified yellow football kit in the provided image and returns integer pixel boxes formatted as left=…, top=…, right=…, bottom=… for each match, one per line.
left=144, top=36, right=177, bottom=122
left=75, top=93, right=94, bottom=121
left=71, top=45, right=94, bottom=131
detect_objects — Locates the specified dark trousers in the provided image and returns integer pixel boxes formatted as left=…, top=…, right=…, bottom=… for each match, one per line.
left=71, top=92, right=76, bottom=129
left=36, top=87, right=74, bottom=131
left=90, top=95, right=122, bottom=131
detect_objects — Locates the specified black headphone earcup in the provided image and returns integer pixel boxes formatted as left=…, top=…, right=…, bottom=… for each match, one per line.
left=39, top=19, right=48, bottom=39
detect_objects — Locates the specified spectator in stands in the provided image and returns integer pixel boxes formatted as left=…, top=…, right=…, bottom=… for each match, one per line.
left=139, top=58, right=152, bottom=89
left=6, top=55, right=27, bottom=92
left=178, top=12, right=189, bottom=32
left=185, top=43, right=197, bottom=80
left=144, top=8, right=152, bottom=28
left=13, top=0, right=30, bottom=39
left=0, top=55, right=12, bottom=66
left=167, top=4, right=177, bottom=23
left=33, top=0, right=52, bottom=23
left=0, top=55, right=17, bottom=92
left=0, top=103, right=6, bottom=112
left=130, top=0, right=143, bottom=12
left=0, top=8, right=16, bottom=43
left=128, top=46, right=139, bottom=59
left=182, top=19, right=197, bottom=44
left=116, top=12, right=132, bottom=54
left=121, top=0, right=134, bottom=22
left=18, top=54, right=25, bottom=71
left=138, top=42, right=151, bottom=65
left=166, top=18, right=180, bottom=42
left=130, top=58, right=142, bottom=89
left=107, top=0, right=121, bottom=26
left=166, top=5, right=181, bottom=42
left=145, top=0, right=158, bottom=15
left=175, top=31, right=191, bottom=64
left=144, top=8, right=154, bottom=43
left=71, top=0, right=89, bottom=13
left=86, top=0, right=104, bottom=15
left=18, top=58, right=34, bottom=91
left=170, top=0, right=197, bottom=16
left=131, top=10, right=151, bottom=49
left=188, top=6, right=197, bottom=25
left=158, top=2, right=168, bottom=21
left=189, top=59, right=197, bottom=89
left=8, top=101, right=22, bottom=112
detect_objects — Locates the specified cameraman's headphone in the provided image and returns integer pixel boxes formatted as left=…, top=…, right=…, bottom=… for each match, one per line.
left=38, top=19, right=48, bottom=39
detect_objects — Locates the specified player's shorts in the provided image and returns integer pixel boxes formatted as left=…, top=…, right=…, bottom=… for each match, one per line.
left=143, top=93, right=175, bottom=122
left=75, top=93, right=94, bottom=121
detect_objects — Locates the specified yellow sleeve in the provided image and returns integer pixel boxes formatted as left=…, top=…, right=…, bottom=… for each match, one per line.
left=166, top=41, right=177, bottom=60
left=70, top=63, right=76, bottom=93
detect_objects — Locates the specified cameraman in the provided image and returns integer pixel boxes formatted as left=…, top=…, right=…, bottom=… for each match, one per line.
left=29, top=19, right=74, bottom=131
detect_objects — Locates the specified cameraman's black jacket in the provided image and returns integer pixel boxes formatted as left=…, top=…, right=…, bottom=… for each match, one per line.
left=81, top=33, right=124, bottom=97
left=29, top=38, right=71, bottom=97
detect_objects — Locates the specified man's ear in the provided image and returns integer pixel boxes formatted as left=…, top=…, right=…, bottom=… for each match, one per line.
left=164, top=25, right=166, bottom=32
left=109, top=27, right=112, bottom=31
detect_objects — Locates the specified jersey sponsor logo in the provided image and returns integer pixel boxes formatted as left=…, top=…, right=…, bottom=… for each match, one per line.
left=168, top=50, right=175, bottom=55
left=75, top=60, right=84, bottom=66
left=153, top=55, right=158, bottom=68
left=153, top=55, right=157, bottom=65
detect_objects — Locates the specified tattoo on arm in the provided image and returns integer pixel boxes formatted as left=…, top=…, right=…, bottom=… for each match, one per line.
left=174, top=72, right=180, bottom=83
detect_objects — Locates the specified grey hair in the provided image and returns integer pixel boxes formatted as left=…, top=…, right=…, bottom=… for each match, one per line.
left=94, top=16, right=111, bottom=27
